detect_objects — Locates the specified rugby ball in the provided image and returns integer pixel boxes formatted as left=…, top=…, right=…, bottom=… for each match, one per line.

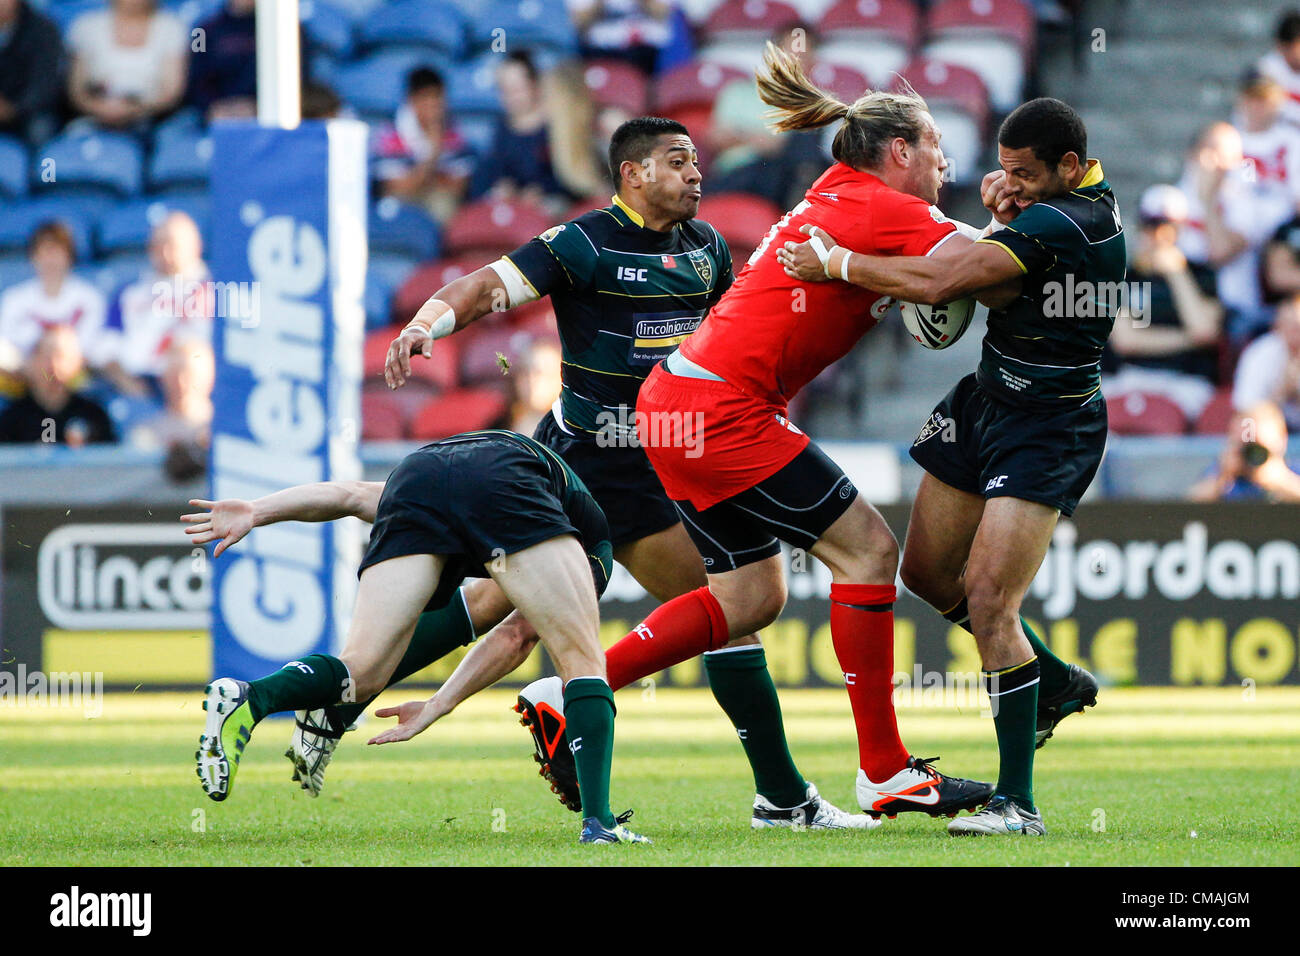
left=899, top=297, right=978, bottom=350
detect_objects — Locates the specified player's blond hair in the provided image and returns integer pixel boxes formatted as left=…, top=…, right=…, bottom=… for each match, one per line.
left=755, top=42, right=930, bottom=171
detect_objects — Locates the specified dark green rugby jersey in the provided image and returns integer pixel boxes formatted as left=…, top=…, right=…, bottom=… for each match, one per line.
left=973, top=160, right=1127, bottom=408
left=505, top=195, right=734, bottom=437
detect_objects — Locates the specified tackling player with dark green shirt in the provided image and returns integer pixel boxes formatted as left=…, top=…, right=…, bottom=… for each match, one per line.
left=378, top=117, right=872, bottom=830
left=778, top=98, right=1123, bottom=838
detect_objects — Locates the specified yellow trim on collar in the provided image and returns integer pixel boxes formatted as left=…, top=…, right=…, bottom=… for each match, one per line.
left=1077, top=159, right=1103, bottom=189
left=612, top=193, right=645, bottom=227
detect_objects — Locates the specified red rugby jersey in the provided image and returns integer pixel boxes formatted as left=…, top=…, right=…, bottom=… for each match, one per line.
left=680, top=163, right=957, bottom=405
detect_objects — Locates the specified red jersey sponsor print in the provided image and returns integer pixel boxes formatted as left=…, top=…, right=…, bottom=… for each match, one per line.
left=680, top=162, right=957, bottom=405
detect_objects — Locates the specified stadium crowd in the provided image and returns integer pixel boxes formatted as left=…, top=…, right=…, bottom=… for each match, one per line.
left=1, top=0, right=1298, bottom=498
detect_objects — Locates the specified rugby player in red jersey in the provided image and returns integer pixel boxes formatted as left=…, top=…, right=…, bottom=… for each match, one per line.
left=602, top=44, right=999, bottom=820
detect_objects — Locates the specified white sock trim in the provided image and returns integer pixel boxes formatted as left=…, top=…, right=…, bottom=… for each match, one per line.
left=703, top=644, right=763, bottom=656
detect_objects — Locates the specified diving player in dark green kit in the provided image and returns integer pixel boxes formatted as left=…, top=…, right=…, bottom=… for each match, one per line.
left=777, top=98, right=1124, bottom=836
left=365, top=118, right=870, bottom=829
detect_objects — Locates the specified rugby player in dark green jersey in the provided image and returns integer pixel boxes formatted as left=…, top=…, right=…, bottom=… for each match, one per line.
left=778, top=98, right=1124, bottom=835
left=350, top=118, right=869, bottom=829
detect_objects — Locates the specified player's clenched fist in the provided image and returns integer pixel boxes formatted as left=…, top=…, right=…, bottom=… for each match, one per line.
left=981, top=169, right=1020, bottom=224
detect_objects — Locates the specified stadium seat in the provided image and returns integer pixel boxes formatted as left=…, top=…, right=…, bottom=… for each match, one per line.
left=820, top=0, right=920, bottom=47
left=392, top=255, right=484, bottom=319
left=697, top=192, right=782, bottom=263
left=370, top=197, right=441, bottom=261
left=335, top=49, right=454, bottom=120
left=409, top=387, right=510, bottom=440
left=459, top=319, right=523, bottom=385
left=357, top=0, right=466, bottom=57
left=816, top=0, right=918, bottom=86
left=0, top=196, right=107, bottom=261
left=654, top=60, right=748, bottom=115
left=35, top=130, right=145, bottom=198
left=442, top=198, right=551, bottom=259
left=806, top=62, right=872, bottom=106
left=583, top=59, right=651, bottom=115
left=0, top=136, right=29, bottom=198
left=445, top=52, right=504, bottom=117
left=1195, top=388, right=1235, bottom=435
left=97, top=195, right=213, bottom=258
left=893, top=58, right=990, bottom=182
left=78, top=256, right=149, bottom=297
left=365, top=274, right=398, bottom=330
left=467, top=0, right=578, bottom=57
left=43, top=0, right=105, bottom=33
left=164, top=0, right=225, bottom=29
left=923, top=0, right=1035, bottom=113
left=361, top=383, right=411, bottom=440
left=148, top=128, right=214, bottom=192
left=1108, top=392, right=1188, bottom=436
left=300, top=0, right=357, bottom=59
left=0, top=256, right=33, bottom=290
left=704, top=0, right=802, bottom=41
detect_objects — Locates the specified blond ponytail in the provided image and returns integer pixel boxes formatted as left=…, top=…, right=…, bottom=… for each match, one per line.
left=755, top=41, right=931, bottom=171
left=755, top=41, right=850, bottom=133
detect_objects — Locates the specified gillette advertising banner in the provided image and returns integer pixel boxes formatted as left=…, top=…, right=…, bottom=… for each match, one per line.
left=206, top=121, right=368, bottom=682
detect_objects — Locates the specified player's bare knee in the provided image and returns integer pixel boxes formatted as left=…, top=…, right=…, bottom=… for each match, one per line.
left=964, top=579, right=1020, bottom=636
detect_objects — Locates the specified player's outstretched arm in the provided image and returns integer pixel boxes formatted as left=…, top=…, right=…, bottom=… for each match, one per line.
left=367, top=612, right=540, bottom=744
left=182, top=481, right=385, bottom=556
left=779, top=223, right=1023, bottom=305
left=386, top=253, right=546, bottom=389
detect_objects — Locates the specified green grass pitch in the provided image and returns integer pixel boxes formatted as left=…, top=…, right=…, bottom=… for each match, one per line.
left=2, top=686, right=1298, bottom=866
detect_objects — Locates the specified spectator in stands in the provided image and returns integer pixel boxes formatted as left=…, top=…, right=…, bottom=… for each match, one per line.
left=100, top=211, right=211, bottom=399
left=67, top=0, right=189, bottom=130
left=1180, top=107, right=1294, bottom=345
left=0, top=0, right=64, bottom=143
left=1188, top=402, right=1300, bottom=502
left=373, top=68, right=475, bottom=223
left=1103, top=184, right=1223, bottom=423
left=707, top=23, right=830, bottom=210
left=0, top=326, right=116, bottom=445
left=0, top=221, right=109, bottom=376
left=469, top=52, right=603, bottom=213
left=130, top=335, right=212, bottom=452
left=569, top=0, right=675, bottom=76
left=187, top=0, right=256, bottom=121
left=1233, top=292, right=1300, bottom=432
left=1259, top=9, right=1300, bottom=127
left=509, top=334, right=562, bottom=435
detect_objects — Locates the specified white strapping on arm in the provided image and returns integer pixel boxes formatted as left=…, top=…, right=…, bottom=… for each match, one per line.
left=487, top=257, right=540, bottom=308
left=405, top=299, right=456, bottom=339
left=949, top=219, right=985, bottom=241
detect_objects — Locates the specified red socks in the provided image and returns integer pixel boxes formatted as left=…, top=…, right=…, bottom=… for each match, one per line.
left=829, top=582, right=909, bottom=782
left=606, top=587, right=730, bottom=691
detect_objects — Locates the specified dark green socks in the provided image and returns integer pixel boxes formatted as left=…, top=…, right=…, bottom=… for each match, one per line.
left=943, top=598, right=1070, bottom=698
left=331, top=596, right=477, bottom=727
left=246, top=653, right=351, bottom=724
left=563, top=677, right=617, bottom=828
left=704, top=646, right=808, bottom=808
left=985, top=657, right=1040, bottom=811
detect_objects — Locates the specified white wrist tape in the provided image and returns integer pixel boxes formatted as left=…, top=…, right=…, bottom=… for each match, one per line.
left=406, top=300, right=456, bottom=339
left=950, top=219, right=984, bottom=241
left=487, top=257, right=540, bottom=308
left=839, top=250, right=852, bottom=281
left=806, top=232, right=834, bottom=276
left=984, top=214, right=1007, bottom=236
